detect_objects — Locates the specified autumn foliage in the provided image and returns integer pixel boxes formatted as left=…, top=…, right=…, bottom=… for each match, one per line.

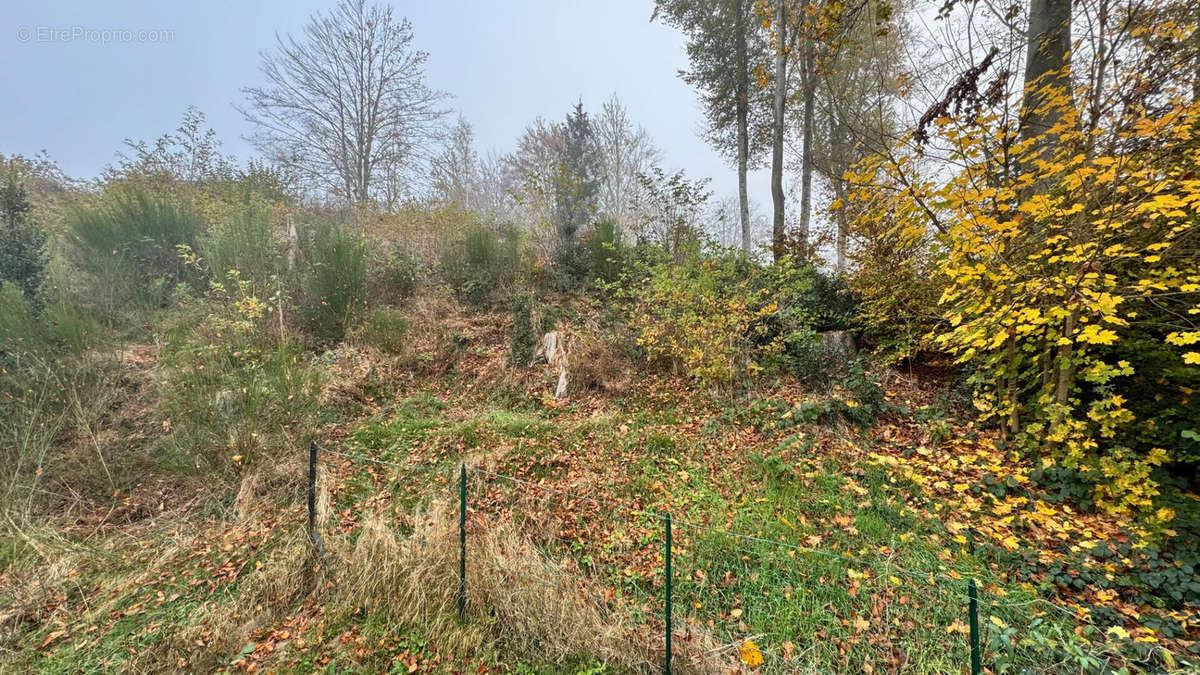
left=843, top=15, right=1200, bottom=516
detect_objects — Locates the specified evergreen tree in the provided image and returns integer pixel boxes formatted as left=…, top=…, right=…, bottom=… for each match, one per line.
left=0, top=165, right=46, bottom=309
left=552, top=102, right=600, bottom=285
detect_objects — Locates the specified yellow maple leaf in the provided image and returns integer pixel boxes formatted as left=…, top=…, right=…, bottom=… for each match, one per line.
left=739, top=640, right=764, bottom=667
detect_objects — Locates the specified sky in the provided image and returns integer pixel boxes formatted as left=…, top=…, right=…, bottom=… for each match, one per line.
left=1, top=0, right=773, bottom=207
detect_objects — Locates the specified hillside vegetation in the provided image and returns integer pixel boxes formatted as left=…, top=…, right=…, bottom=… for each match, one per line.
left=4, top=0, right=1200, bottom=672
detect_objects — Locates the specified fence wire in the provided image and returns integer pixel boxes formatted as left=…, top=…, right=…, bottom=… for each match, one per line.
left=315, top=442, right=1167, bottom=673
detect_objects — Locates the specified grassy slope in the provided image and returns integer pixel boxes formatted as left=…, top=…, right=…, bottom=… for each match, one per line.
left=2, top=308, right=1197, bottom=674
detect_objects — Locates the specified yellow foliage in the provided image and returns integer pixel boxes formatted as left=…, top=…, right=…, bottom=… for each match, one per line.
left=739, top=640, right=764, bottom=667
left=842, top=23, right=1200, bottom=517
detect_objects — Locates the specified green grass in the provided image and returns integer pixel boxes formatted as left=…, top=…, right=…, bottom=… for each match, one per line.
left=4, top=335, right=1177, bottom=674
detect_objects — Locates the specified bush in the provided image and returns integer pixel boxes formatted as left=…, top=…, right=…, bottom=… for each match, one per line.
left=160, top=281, right=320, bottom=473
left=508, top=293, right=536, bottom=366
left=0, top=281, right=42, bottom=360
left=201, top=207, right=281, bottom=291
left=625, top=246, right=773, bottom=387
left=581, top=218, right=624, bottom=284
left=361, top=306, right=408, bottom=354
left=439, top=222, right=519, bottom=309
left=801, top=267, right=860, bottom=332
left=780, top=327, right=829, bottom=390
left=296, top=222, right=366, bottom=344
left=368, top=243, right=421, bottom=304
left=67, top=188, right=204, bottom=316
left=839, top=359, right=886, bottom=426
left=43, top=301, right=99, bottom=353
left=0, top=168, right=46, bottom=309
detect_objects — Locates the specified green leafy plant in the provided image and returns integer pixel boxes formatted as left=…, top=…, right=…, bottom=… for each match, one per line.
left=508, top=292, right=536, bottom=366
left=369, top=243, right=421, bottom=304
left=0, top=167, right=46, bottom=309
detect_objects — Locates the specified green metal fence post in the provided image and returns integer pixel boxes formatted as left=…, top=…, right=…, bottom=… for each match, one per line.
left=968, top=578, right=981, bottom=675
left=306, top=441, right=329, bottom=563
left=458, top=463, right=467, bottom=620
left=308, top=441, right=318, bottom=537
left=664, top=512, right=672, bottom=675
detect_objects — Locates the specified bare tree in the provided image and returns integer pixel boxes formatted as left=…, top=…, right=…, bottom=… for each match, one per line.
left=594, top=94, right=661, bottom=234
left=502, top=117, right=565, bottom=257
left=238, top=0, right=448, bottom=209
left=430, top=116, right=479, bottom=210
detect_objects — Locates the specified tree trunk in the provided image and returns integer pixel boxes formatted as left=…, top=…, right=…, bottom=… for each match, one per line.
left=831, top=109, right=848, bottom=273
left=735, top=0, right=752, bottom=252
left=1193, top=4, right=1200, bottom=105
left=1019, top=0, right=1073, bottom=158
left=798, top=36, right=815, bottom=253
left=770, top=0, right=787, bottom=262
left=1005, top=334, right=1020, bottom=438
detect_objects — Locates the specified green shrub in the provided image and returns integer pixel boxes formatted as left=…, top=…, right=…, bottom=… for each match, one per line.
left=362, top=306, right=408, bottom=354
left=201, top=207, right=281, bottom=291
left=581, top=218, right=624, bottom=284
left=43, top=301, right=99, bottom=353
left=439, top=222, right=519, bottom=309
left=369, top=244, right=421, bottom=304
left=780, top=327, right=829, bottom=390
left=67, top=188, right=203, bottom=316
left=839, top=359, right=886, bottom=426
left=0, top=168, right=46, bottom=309
left=0, top=281, right=42, bottom=359
left=802, top=267, right=860, bottom=332
left=159, top=291, right=320, bottom=473
left=296, top=222, right=366, bottom=344
left=508, top=292, right=536, bottom=366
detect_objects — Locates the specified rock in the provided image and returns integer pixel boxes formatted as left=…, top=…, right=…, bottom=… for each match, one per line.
left=820, top=330, right=856, bottom=362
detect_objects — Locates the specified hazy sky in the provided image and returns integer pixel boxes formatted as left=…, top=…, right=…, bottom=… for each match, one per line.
left=2, top=1, right=773, bottom=206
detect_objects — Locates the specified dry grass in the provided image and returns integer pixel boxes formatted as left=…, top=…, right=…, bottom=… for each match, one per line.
left=340, top=501, right=657, bottom=672
left=569, top=328, right=634, bottom=395
left=164, top=525, right=322, bottom=673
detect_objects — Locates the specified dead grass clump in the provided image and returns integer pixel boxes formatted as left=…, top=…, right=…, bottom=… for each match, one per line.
left=233, top=450, right=305, bottom=520
left=341, top=501, right=654, bottom=671
left=569, top=330, right=634, bottom=395
left=397, top=293, right=476, bottom=378
left=164, top=525, right=321, bottom=673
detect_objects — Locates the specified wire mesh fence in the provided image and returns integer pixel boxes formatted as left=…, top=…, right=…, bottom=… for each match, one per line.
left=307, top=441, right=1143, bottom=674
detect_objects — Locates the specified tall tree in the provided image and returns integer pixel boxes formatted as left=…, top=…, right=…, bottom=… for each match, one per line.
left=653, top=0, right=770, bottom=252
left=430, top=116, right=480, bottom=210
left=502, top=117, right=565, bottom=256
left=1019, top=0, right=1073, bottom=156
left=770, top=0, right=791, bottom=260
left=553, top=102, right=601, bottom=255
left=815, top=0, right=905, bottom=272
left=595, top=94, right=661, bottom=234
left=734, top=0, right=753, bottom=251
left=239, top=0, right=448, bottom=209
left=797, top=31, right=816, bottom=252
